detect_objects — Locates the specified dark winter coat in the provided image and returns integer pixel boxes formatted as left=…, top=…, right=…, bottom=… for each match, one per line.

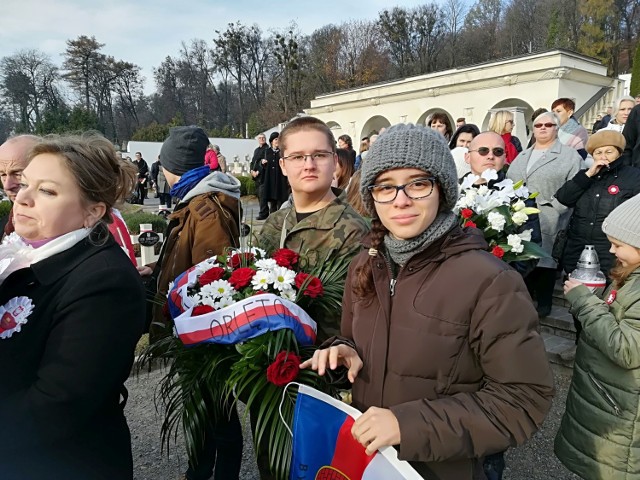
left=336, top=227, right=554, bottom=480
left=621, top=104, right=640, bottom=168
left=250, top=144, right=268, bottom=184
left=0, top=237, right=146, bottom=479
left=555, top=158, right=640, bottom=275
left=262, top=147, right=288, bottom=202
left=149, top=174, right=241, bottom=342
left=556, top=270, right=640, bottom=479
left=151, top=160, right=160, bottom=185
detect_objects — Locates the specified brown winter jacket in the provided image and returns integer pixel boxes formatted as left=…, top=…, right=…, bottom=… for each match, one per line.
left=149, top=191, right=240, bottom=342
left=339, top=226, right=554, bottom=480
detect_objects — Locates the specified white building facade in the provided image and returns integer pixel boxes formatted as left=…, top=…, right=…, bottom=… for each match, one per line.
left=305, top=50, right=624, bottom=145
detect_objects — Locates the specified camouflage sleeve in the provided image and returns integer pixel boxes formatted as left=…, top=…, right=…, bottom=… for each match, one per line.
left=333, top=215, right=369, bottom=263
left=256, top=214, right=284, bottom=254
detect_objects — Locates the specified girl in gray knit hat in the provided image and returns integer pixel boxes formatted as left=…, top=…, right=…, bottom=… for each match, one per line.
left=556, top=193, right=640, bottom=479
left=302, top=123, right=553, bottom=480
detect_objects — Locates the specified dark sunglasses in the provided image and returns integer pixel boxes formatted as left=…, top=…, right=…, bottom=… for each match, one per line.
left=468, top=147, right=504, bottom=157
left=533, top=122, right=556, bottom=128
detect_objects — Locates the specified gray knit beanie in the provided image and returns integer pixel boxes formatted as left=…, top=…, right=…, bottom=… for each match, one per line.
left=159, top=126, right=209, bottom=176
left=602, top=193, right=640, bottom=248
left=360, top=123, right=458, bottom=216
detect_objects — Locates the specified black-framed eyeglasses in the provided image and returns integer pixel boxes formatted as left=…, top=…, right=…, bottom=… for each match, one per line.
left=468, top=147, right=505, bottom=157
left=281, top=151, right=334, bottom=165
left=368, top=177, right=436, bottom=203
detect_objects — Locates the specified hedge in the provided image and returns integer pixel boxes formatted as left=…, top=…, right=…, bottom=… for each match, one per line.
left=121, top=211, right=167, bottom=235
left=237, top=175, right=257, bottom=196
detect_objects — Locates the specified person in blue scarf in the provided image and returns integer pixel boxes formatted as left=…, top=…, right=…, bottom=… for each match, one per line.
left=138, top=125, right=243, bottom=480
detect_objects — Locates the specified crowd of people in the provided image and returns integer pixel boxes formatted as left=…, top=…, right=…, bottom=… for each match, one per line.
left=1, top=94, right=640, bottom=480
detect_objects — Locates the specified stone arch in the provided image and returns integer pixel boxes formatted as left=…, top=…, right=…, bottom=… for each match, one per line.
left=483, top=98, right=535, bottom=142
left=360, top=115, right=391, bottom=141
left=326, top=121, right=343, bottom=138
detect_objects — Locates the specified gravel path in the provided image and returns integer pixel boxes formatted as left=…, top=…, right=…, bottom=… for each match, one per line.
left=126, top=364, right=578, bottom=480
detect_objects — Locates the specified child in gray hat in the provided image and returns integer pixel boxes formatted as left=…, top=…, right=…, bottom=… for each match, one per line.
left=302, top=123, right=553, bottom=480
left=557, top=193, right=640, bottom=479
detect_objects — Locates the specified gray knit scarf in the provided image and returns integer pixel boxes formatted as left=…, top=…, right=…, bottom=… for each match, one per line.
left=383, top=211, right=458, bottom=267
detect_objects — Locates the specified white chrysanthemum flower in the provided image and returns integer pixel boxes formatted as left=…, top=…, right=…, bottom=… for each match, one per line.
left=272, top=266, right=296, bottom=291
left=168, top=280, right=175, bottom=292
left=198, top=295, right=217, bottom=307
left=255, top=258, right=278, bottom=271
left=518, top=229, right=533, bottom=242
left=252, top=270, right=272, bottom=290
left=507, top=234, right=524, bottom=253
left=487, top=211, right=506, bottom=231
left=216, top=296, right=235, bottom=309
left=512, top=210, right=528, bottom=226
left=250, top=246, right=267, bottom=258
left=513, top=200, right=526, bottom=211
left=200, top=280, right=235, bottom=299
left=280, top=288, right=297, bottom=301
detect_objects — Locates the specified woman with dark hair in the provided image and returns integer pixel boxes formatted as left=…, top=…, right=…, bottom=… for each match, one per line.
left=0, top=133, right=145, bottom=479
left=427, top=112, right=453, bottom=140
left=449, top=124, right=480, bottom=179
left=338, top=134, right=357, bottom=166
left=448, top=124, right=480, bottom=150
left=303, top=123, right=553, bottom=480
left=333, top=148, right=356, bottom=191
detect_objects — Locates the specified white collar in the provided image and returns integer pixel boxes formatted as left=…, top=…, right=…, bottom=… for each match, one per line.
left=0, top=228, right=90, bottom=284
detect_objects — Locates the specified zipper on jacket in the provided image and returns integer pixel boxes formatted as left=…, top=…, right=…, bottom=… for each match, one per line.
left=390, top=278, right=396, bottom=296
left=587, top=372, right=621, bottom=416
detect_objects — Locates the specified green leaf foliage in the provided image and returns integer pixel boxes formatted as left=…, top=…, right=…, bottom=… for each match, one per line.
left=237, top=175, right=258, bottom=196
left=631, top=41, right=640, bottom=98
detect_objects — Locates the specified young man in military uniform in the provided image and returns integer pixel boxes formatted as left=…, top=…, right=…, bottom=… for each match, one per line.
left=257, top=116, right=369, bottom=341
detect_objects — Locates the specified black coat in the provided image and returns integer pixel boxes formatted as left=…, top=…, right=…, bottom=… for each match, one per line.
left=263, top=147, right=289, bottom=202
left=0, top=236, right=145, bottom=479
left=250, top=144, right=268, bottom=184
left=555, top=159, right=640, bottom=275
left=150, top=160, right=160, bottom=184
left=621, top=104, right=640, bottom=168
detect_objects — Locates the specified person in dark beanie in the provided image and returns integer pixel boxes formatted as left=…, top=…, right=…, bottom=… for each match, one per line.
left=302, top=123, right=553, bottom=480
left=138, top=125, right=243, bottom=480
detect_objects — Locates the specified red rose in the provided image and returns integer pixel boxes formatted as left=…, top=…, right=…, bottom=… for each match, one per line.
left=192, top=305, right=215, bottom=316
left=491, top=246, right=505, bottom=259
left=229, top=267, right=256, bottom=290
left=199, top=267, right=225, bottom=286
left=230, top=252, right=254, bottom=269
left=464, top=220, right=477, bottom=228
left=294, top=272, right=324, bottom=298
left=266, top=351, right=301, bottom=387
left=272, top=248, right=300, bottom=269
left=461, top=208, right=474, bottom=219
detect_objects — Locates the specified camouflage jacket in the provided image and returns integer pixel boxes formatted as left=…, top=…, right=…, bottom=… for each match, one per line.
left=257, top=189, right=370, bottom=341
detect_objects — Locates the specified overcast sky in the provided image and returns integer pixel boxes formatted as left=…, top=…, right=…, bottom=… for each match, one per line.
left=1, top=0, right=431, bottom=93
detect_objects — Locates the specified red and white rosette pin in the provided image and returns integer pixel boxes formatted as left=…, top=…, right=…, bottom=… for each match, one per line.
left=608, top=185, right=620, bottom=195
left=0, top=296, right=34, bottom=339
left=606, top=290, right=617, bottom=305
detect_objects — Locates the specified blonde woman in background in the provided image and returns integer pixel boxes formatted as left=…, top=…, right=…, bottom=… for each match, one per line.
left=488, top=110, right=521, bottom=164
left=600, top=96, right=636, bottom=133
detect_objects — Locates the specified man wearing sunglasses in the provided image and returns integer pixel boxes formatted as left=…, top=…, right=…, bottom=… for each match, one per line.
left=464, top=132, right=507, bottom=180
